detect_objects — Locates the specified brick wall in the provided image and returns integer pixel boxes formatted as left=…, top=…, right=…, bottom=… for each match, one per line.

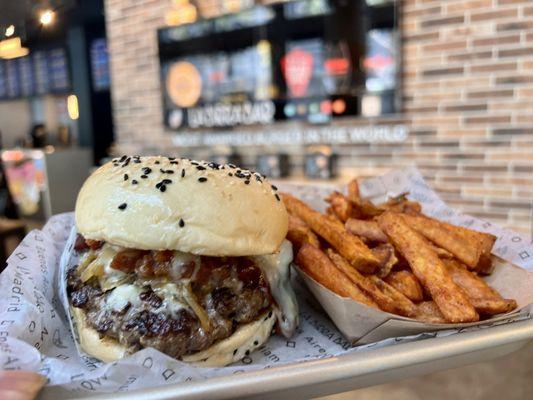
left=105, top=0, right=533, bottom=234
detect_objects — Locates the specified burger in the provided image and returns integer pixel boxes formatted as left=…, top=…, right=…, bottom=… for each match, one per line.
left=67, top=155, right=298, bottom=366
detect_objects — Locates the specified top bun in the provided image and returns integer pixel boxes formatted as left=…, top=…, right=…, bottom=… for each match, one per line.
left=75, top=156, right=288, bottom=256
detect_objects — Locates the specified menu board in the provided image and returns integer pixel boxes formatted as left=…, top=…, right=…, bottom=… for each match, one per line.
left=90, top=38, right=110, bottom=91
left=18, top=56, right=34, bottom=96
left=48, top=48, right=70, bottom=92
left=0, top=47, right=70, bottom=101
left=33, top=50, right=50, bottom=95
left=0, top=62, right=7, bottom=100
left=5, top=59, right=21, bottom=98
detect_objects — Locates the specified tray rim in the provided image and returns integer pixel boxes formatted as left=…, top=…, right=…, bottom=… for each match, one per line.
left=60, top=316, right=533, bottom=400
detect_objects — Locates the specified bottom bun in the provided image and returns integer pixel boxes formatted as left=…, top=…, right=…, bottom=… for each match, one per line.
left=71, top=307, right=276, bottom=367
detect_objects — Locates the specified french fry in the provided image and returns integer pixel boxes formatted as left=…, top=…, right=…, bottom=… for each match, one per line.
left=327, top=249, right=417, bottom=317
left=345, top=219, right=388, bottom=243
left=415, top=301, right=447, bottom=324
left=282, top=193, right=380, bottom=274
left=378, top=212, right=479, bottom=323
left=380, top=193, right=422, bottom=215
left=286, top=214, right=320, bottom=250
left=443, top=259, right=517, bottom=315
left=439, top=222, right=496, bottom=274
left=296, top=244, right=377, bottom=307
left=384, top=270, right=424, bottom=302
left=371, top=243, right=398, bottom=278
left=347, top=179, right=362, bottom=204
left=399, top=213, right=482, bottom=269
left=345, top=179, right=384, bottom=218
left=325, top=191, right=354, bottom=222
left=429, top=243, right=454, bottom=259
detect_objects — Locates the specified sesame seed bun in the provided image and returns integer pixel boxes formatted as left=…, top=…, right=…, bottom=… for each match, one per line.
left=71, top=306, right=276, bottom=366
left=75, top=156, right=288, bottom=256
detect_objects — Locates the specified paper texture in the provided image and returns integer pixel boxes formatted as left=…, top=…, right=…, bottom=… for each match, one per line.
left=0, top=167, right=532, bottom=397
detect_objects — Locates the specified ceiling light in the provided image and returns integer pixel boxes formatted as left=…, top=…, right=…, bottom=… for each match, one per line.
left=5, top=25, right=15, bottom=37
left=40, top=10, right=55, bottom=26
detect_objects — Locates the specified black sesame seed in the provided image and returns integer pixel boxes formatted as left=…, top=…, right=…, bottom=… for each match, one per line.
left=245, top=350, right=250, bottom=356
left=155, top=160, right=160, bottom=165
left=133, top=159, right=141, bottom=163
left=228, top=164, right=236, bottom=168
left=155, top=182, right=162, bottom=189
left=233, top=349, right=238, bottom=355
left=244, top=180, right=250, bottom=185
left=118, top=203, right=127, bottom=210
left=198, top=177, right=207, bottom=182
left=142, top=167, right=152, bottom=174
left=271, top=185, right=278, bottom=191
left=119, top=155, right=127, bottom=162
left=124, top=174, right=129, bottom=181
left=168, top=157, right=176, bottom=160
left=160, top=168, right=174, bottom=174
left=123, top=158, right=130, bottom=167
left=268, top=311, right=273, bottom=318
left=253, top=340, right=258, bottom=346
left=255, top=175, right=262, bottom=182
left=181, top=169, right=185, bottom=178
left=179, top=219, right=185, bottom=227
left=228, top=173, right=233, bottom=177
left=141, top=175, right=148, bottom=179
left=159, top=185, right=166, bottom=192
left=132, top=180, right=138, bottom=185
left=170, top=161, right=178, bottom=165
left=196, top=166, right=206, bottom=170
left=162, top=179, right=172, bottom=184
left=275, top=194, right=280, bottom=202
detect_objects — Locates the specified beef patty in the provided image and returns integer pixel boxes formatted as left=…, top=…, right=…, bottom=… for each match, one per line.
left=68, top=236, right=273, bottom=359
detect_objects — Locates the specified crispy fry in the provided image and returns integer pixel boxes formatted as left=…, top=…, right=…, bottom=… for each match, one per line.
left=345, top=219, right=388, bottom=243
left=371, top=243, right=398, bottom=278
left=415, top=301, right=447, bottom=324
left=296, top=244, right=377, bottom=307
left=380, top=193, right=422, bottom=215
left=347, top=179, right=362, bottom=204
left=400, top=213, right=482, bottom=269
left=346, top=179, right=385, bottom=218
left=327, top=249, right=417, bottom=317
left=384, top=270, right=424, bottom=302
left=325, top=191, right=354, bottom=223
left=476, top=254, right=494, bottom=275
left=428, top=243, right=454, bottom=259
left=439, top=222, right=496, bottom=274
left=282, top=193, right=379, bottom=273
left=378, top=212, right=479, bottom=323
left=443, top=259, right=517, bottom=315
left=286, top=214, right=320, bottom=250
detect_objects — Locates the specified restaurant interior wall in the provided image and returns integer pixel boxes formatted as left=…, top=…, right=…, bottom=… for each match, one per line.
left=105, top=0, right=533, bottom=234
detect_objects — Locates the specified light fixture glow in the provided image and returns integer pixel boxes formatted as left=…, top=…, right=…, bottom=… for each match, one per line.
left=5, top=25, right=15, bottom=37
left=0, top=37, right=29, bottom=59
left=67, top=95, right=79, bottom=120
left=39, top=10, right=55, bottom=26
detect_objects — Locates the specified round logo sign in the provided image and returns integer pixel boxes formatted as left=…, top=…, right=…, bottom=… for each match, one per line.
left=166, top=61, right=202, bottom=108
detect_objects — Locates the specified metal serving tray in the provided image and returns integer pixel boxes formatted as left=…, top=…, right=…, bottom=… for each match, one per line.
left=44, top=317, right=532, bottom=400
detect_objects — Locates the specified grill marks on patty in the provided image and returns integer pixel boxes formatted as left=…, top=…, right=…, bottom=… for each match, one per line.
left=68, top=238, right=273, bottom=359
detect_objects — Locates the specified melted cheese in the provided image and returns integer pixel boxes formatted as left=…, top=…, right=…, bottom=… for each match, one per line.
left=106, top=284, right=142, bottom=311
left=253, top=240, right=299, bottom=338
left=151, top=282, right=187, bottom=318
left=169, top=251, right=201, bottom=282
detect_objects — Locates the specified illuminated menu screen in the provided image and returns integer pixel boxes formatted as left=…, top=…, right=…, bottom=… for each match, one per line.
left=158, top=0, right=397, bottom=130
left=0, top=47, right=71, bottom=101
